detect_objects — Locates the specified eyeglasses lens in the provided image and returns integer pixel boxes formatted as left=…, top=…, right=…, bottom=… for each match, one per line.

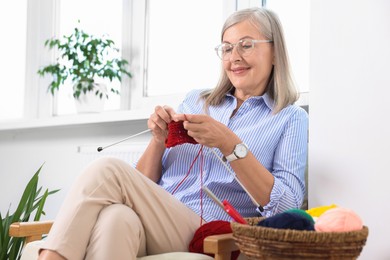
left=217, top=40, right=254, bottom=60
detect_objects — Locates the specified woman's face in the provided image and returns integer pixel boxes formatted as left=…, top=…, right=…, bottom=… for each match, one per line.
left=222, top=20, right=274, bottom=99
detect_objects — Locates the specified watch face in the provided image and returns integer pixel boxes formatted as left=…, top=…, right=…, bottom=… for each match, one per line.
left=235, top=143, right=248, bottom=158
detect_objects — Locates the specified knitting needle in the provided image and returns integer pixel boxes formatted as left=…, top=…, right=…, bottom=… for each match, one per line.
left=203, top=186, right=247, bottom=224
left=203, top=186, right=224, bottom=209
left=97, top=129, right=151, bottom=152
left=210, top=148, right=264, bottom=215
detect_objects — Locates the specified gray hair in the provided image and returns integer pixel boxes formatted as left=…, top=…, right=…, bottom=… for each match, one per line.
left=201, top=7, right=298, bottom=113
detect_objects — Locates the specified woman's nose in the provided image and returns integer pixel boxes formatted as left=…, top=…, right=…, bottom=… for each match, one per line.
left=229, top=45, right=242, bottom=62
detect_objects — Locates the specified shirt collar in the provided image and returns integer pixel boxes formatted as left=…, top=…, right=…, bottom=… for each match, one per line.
left=226, top=91, right=275, bottom=111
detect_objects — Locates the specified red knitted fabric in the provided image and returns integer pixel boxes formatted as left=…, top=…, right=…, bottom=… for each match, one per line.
left=165, top=121, right=198, bottom=148
left=189, top=220, right=240, bottom=260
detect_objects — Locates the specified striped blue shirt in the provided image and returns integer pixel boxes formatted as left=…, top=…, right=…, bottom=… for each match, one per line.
left=158, top=89, right=308, bottom=222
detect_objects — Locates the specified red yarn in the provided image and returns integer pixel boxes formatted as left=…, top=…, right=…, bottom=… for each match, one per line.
left=165, top=121, right=198, bottom=148
left=171, top=146, right=203, bottom=195
left=165, top=120, right=207, bottom=226
left=189, top=220, right=240, bottom=260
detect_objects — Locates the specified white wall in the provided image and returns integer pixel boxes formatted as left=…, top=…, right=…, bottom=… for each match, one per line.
left=309, top=0, right=390, bottom=259
left=0, top=120, right=150, bottom=220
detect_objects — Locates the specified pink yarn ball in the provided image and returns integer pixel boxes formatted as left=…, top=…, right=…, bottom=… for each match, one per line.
left=315, top=207, right=363, bottom=232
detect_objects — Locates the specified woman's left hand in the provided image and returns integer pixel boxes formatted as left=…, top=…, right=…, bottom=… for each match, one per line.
left=174, top=114, right=240, bottom=155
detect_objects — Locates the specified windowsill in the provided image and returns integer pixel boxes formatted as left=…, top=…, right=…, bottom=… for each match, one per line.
left=1, top=92, right=309, bottom=132
left=0, top=109, right=150, bottom=132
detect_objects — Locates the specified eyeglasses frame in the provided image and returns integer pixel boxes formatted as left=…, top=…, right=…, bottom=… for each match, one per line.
left=214, top=39, right=273, bottom=60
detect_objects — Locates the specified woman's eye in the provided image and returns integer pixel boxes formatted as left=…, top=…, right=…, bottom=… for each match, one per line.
left=223, top=46, right=233, bottom=53
left=241, top=41, right=252, bottom=49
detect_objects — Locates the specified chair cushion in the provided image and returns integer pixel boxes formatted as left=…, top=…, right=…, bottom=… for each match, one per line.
left=21, top=240, right=213, bottom=260
left=21, top=241, right=42, bottom=260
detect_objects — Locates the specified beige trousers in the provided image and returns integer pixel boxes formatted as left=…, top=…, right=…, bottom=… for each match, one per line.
left=41, top=157, right=202, bottom=260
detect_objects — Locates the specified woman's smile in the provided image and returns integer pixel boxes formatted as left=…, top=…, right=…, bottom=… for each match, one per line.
left=231, top=66, right=250, bottom=75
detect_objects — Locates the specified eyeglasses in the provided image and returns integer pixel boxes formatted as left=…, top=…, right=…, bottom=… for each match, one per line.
left=214, top=39, right=273, bottom=60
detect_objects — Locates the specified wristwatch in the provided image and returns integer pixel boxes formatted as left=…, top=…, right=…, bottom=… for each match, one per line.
left=223, top=143, right=249, bottom=162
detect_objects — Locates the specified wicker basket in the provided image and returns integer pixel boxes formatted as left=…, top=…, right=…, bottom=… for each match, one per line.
left=231, top=217, right=369, bottom=259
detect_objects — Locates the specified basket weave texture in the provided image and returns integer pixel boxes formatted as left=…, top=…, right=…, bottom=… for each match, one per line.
left=231, top=217, right=368, bottom=259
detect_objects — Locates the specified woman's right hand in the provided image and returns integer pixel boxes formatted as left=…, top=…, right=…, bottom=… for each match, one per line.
left=138, top=105, right=176, bottom=182
left=147, top=105, right=177, bottom=144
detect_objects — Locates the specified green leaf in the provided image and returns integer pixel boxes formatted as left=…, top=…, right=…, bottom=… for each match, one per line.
left=0, top=211, right=5, bottom=254
left=34, top=189, right=49, bottom=221
left=10, top=167, right=40, bottom=224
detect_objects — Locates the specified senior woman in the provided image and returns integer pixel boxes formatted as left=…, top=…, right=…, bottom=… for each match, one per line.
left=39, top=7, right=307, bottom=260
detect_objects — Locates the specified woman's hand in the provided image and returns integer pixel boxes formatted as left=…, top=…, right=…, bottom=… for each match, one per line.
left=148, top=105, right=177, bottom=144
left=174, top=114, right=241, bottom=154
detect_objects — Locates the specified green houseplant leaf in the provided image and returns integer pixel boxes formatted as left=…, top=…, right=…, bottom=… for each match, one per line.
left=37, top=26, right=132, bottom=100
left=0, top=164, right=59, bottom=260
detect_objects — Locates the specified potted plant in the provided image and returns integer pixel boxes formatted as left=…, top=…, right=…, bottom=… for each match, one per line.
left=37, top=27, right=132, bottom=113
left=0, top=164, right=58, bottom=260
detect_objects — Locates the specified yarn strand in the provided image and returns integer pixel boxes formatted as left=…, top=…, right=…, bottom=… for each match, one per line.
left=171, top=145, right=204, bottom=194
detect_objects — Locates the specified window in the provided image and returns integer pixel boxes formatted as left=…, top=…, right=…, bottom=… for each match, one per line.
left=32, top=0, right=234, bottom=117
left=1, top=0, right=309, bottom=126
left=55, top=0, right=124, bottom=115
left=128, top=0, right=235, bottom=111
left=0, top=1, right=27, bottom=120
left=145, top=0, right=224, bottom=97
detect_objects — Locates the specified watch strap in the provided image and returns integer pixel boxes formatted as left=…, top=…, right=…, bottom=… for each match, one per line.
left=223, top=152, right=238, bottom=162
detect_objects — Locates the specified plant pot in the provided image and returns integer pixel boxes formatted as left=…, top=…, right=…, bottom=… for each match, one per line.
left=74, top=83, right=107, bottom=113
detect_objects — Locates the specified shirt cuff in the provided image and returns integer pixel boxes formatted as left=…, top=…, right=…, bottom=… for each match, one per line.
left=261, top=177, right=298, bottom=217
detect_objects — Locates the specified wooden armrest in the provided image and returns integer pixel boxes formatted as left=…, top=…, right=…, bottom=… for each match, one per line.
left=9, top=221, right=54, bottom=244
left=9, top=221, right=238, bottom=260
left=203, top=233, right=239, bottom=260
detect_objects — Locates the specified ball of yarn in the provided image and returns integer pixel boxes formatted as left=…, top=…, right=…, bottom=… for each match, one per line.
left=257, top=211, right=315, bottom=231
left=284, top=208, right=315, bottom=224
left=189, top=220, right=240, bottom=260
left=315, top=207, right=363, bottom=232
left=306, top=204, right=338, bottom=218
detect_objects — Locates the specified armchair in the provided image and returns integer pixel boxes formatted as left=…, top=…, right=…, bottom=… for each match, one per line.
left=9, top=221, right=241, bottom=260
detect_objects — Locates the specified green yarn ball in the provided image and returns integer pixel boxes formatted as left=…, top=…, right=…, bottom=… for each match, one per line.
left=285, top=208, right=315, bottom=224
